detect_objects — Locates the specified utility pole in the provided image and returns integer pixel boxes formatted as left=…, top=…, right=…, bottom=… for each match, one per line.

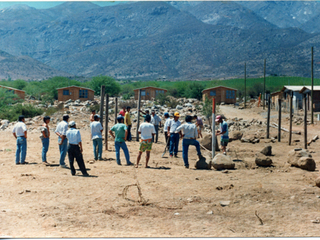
left=263, top=59, right=266, bottom=110
left=244, top=62, right=246, bottom=109
left=311, top=47, right=314, bottom=124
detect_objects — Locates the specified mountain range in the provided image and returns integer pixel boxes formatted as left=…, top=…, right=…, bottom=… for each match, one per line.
left=1, top=1, right=320, bottom=81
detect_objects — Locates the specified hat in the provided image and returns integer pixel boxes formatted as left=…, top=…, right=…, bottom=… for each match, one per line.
left=215, top=115, right=222, bottom=122
left=69, top=121, right=76, bottom=127
left=164, top=112, right=169, bottom=117
left=174, top=112, right=180, bottom=117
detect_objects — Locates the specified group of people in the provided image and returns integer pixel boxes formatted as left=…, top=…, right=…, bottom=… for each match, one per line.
left=12, top=107, right=229, bottom=174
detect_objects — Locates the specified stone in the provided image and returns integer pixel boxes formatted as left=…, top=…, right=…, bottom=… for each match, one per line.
left=219, top=201, right=230, bottom=206
left=229, top=131, right=243, bottom=142
left=288, top=149, right=312, bottom=166
left=200, top=134, right=212, bottom=151
left=297, top=157, right=316, bottom=171
left=316, top=177, right=320, bottom=188
left=194, top=155, right=211, bottom=169
left=212, top=154, right=235, bottom=170
left=206, top=211, right=213, bottom=215
left=176, top=105, right=183, bottom=110
left=261, top=145, right=272, bottom=156
left=255, top=153, right=272, bottom=167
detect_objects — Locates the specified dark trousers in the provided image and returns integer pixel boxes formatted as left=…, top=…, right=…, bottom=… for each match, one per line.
left=152, top=125, right=159, bottom=143
left=68, top=144, right=88, bottom=175
left=169, top=133, right=180, bottom=156
left=164, top=132, right=170, bottom=148
left=127, top=125, right=132, bottom=141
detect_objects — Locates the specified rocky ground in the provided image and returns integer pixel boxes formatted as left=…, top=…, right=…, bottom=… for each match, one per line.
left=1, top=98, right=320, bottom=237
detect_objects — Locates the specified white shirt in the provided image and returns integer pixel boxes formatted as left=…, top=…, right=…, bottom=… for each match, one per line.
left=90, top=121, right=103, bottom=140
left=12, top=121, right=27, bottom=137
left=66, top=128, right=82, bottom=145
left=176, top=122, right=198, bottom=139
left=55, top=120, right=68, bottom=136
left=167, top=119, right=181, bottom=133
left=138, top=122, right=156, bottom=140
left=151, top=114, right=161, bottom=126
left=164, top=118, right=171, bottom=132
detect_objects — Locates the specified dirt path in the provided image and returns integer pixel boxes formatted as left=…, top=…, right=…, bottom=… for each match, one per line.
left=1, top=105, right=320, bottom=237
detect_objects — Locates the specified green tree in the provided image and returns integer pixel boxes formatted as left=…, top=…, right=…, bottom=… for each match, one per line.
left=90, top=76, right=121, bottom=96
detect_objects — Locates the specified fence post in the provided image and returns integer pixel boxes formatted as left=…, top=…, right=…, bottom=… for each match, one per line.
left=99, top=86, right=105, bottom=126
left=289, top=92, right=293, bottom=146
left=105, top=94, right=109, bottom=151
left=267, top=94, right=271, bottom=139
left=114, top=97, right=118, bottom=124
left=212, top=98, right=216, bottom=159
left=311, top=46, right=314, bottom=124
left=263, top=59, right=266, bottom=110
left=136, top=90, right=141, bottom=141
left=304, top=94, right=308, bottom=149
left=278, top=99, right=282, bottom=142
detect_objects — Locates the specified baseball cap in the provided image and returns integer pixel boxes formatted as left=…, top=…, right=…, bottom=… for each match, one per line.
left=69, top=121, right=76, bottom=127
left=164, top=112, right=169, bottom=117
left=174, top=112, right=180, bottom=117
left=215, top=115, right=222, bottom=122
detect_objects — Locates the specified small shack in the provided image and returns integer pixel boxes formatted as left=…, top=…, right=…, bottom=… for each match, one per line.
left=134, top=87, right=167, bottom=100
left=202, top=86, right=237, bottom=104
left=0, top=85, right=25, bottom=99
left=300, top=86, right=320, bottom=112
left=57, top=86, right=94, bottom=101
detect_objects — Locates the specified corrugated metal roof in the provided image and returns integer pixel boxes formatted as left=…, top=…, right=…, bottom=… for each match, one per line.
left=0, top=85, right=25, bottom=92
left=202, top=86, right=238, bottom=93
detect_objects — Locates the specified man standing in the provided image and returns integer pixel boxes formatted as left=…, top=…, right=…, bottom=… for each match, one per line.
left=167, top=112, right=181, bottom=158
left=90, top=114, right=103, bottom=160
left=124, top=106, right=132, bottom=141
left=119, top=106, right=126, bottom=117
left=55, top=114, right=69, bottom=168
left=109, top=116, right=133, bottom=166
left=12, top=115, right=28, bottom=165
left=193, top=115, right=203, bottom=138
left=40, top=116, right=51, bottom=165
left=163, top=112, right=170, bottom=149
left=136, top=115, right=156, bottom=168
left=139, top=109, right=150, bottom=122
left=215, top=115, right=229, bottom=155
left=66, top=121, right=89, bottom=176
left=177, top=115, right=205, bottom=168
left=151, top=110, right=161, bottom=143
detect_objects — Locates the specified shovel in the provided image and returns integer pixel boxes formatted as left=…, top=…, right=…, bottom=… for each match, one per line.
left=161, top=135, right=170, bottom=158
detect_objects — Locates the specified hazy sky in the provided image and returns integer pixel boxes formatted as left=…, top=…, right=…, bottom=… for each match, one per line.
left=0, top=1, right=122, bottom=9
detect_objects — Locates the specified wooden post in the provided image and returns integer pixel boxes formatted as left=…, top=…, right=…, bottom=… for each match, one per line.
left=136, top=90, right=141, bottom=141
left=278, top=99, right=281, bottom=142
left=105, top=94, right=109, bottom=150
left=99, top=85, right=105, bottom=127
left=289, top=92, right=293, bottom=145
left=311, top=46, right=314, bottom=124
left=212, top=98, right=216, bottom=159
left=114, top=97, right=118, bottom=124
left=267, top=94, right=271, bottom=139
left=304, top=94, right=308, bottom=149
left=244, top=62, right=246, bottom=109
left=263, top=59, right=266, bottom=110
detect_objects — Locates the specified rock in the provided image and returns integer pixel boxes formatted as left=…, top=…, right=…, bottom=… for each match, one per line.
left=206, top=211, right=213, bottom=215
left=194, top=155, right=211, bottom=169
left=316, top=177, right=320, bottom=188
left=255, top=152, right=272, bottom=167
left=261, top=145, right=272, bottom=156
left=297, top=157, right=316, bottom=171
left=219, top=201, right=230, bottom=206
left=229, top=131, right=243, bottom=142
left=176, top=105, right=183, bottom=110
left=212, top=154, right=235, bottom=170
left=200, top=134, right=212, bottom=150
left=288, top=149, right=312, bottom=166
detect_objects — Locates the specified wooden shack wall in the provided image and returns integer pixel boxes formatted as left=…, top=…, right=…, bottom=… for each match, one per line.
left=134, top=88, right=167, bottom=100
left=202, top=87, right=236, bottom=104
left=58, top=87, right=94, bottom=101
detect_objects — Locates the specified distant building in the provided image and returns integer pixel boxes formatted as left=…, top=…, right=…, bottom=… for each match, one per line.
left=0, top=85, right=25, bottom=99
left=202, top=86, right=237, bottom=104
left=57, top=86, right=94, bottom=101
left=134, top=86, right=167, bottom=100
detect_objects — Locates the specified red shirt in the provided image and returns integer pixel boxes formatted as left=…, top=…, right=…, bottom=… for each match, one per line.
left=119, top=110, right=126, bottom=116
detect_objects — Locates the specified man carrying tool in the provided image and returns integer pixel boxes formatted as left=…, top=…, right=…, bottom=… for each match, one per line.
left=176, top=115, right=205, bottom=168
left=167, top=112, right=181, bottom=158
left=215, top=115, right=229, bottom=155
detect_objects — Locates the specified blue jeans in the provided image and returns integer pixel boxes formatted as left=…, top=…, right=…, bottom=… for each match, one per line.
left=58, top=137, right=68, bottom=165
left=169, top=133, right=180, bottom=156
left=152, top=125, right=159, bottom=143
left=16, top=136, right=27, bottom=164
left=93, top=138, right=103, bottom=160
left=182, top=139, right=201, bottom=167
left=115, top=141, right=131, bottom=165
left=42, top=138, right=50, bottom=162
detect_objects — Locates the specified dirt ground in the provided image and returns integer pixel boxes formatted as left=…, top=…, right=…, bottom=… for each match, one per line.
left=1, top=104, right=320, bottom=237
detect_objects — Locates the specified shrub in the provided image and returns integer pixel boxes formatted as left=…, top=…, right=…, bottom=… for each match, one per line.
left=0, top=104, right=44, bottom=122
left=118, top=100, right=137, bottom=109
left=90, top=76, right=121, bottom=96
left=155, top=93, right=169, bottom=105
left=45, top=107, right=60, bottom=116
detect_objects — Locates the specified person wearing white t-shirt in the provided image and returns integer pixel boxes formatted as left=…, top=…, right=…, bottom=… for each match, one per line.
left=90, top=114, right=103, bottom=160
left=136, top=115, right=156, bottom=168
left=12, top=115, right=28, bottom=165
